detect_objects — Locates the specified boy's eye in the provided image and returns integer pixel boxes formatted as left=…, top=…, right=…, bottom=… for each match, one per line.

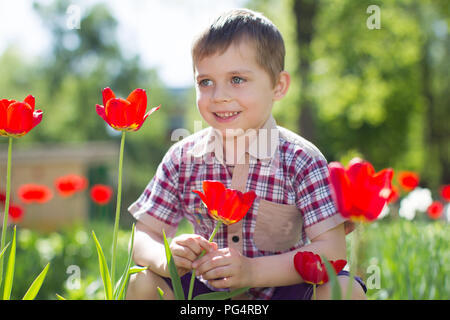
left=231, top=76, right=245, bottom=84
left=198, top=79, right=213, bottom=87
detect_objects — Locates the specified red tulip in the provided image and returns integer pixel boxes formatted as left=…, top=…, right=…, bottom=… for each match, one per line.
left=90, top=184, right=114, bottom=205
left=17, top=184, right=53, bottom=204
left=328, top=158, right=393, bottom=222
left=55, top=174, right=88, bottom=197
left=398, top=171, right=420, bottom=192
left=293, top=251, right=347, bottom=285
left=96, top=87, right=160, bottom=131
left=387, top=185, right=399, bottom=204
left=192, top=180, right=256, bottom=225
left=440, top=185, right=450, bottom=202
left=8, top=204, right=25, bottom=222
left=0, top=95, right=43, bottom=138
left=427, top=201, right=443, bottom=220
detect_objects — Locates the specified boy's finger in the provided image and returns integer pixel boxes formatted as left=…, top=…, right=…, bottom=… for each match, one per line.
left=199, top=240, right=218, bottom=253
left=176, top=236, right=205, bottom=256
left=173, top=255, right=194, bottom=270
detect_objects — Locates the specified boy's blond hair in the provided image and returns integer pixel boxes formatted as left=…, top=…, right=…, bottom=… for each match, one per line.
left=191, top=8, right=285, bottom=86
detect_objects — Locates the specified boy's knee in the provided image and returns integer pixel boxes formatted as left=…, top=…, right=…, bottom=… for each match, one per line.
left=337, top=275, right=367, bottom=300
left=126, top=269, right=168, bottom=300
left=315, top=275, right=367, bottom=300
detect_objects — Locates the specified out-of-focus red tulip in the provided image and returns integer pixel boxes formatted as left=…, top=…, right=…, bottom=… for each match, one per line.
left=440, top=185, right=450, bottom=202
left=192, top=180, right=256, bottom=225
left=398, top=171, right=420, bottom=192
left=17, top=184, right=53, bottom=204
left=90, top=184, right=114, bottom=205
left=54, top=174, right=88, bottom=197
left=8, top=204, right=25, bottom=222
left=95, top=87, right=160, bottom=132
left=0, top=95, right=43, bottom=138
left=427, top=201, right=443, bottom=220
left=387, top=185, right=399, bottom=204
left=293, top=251, right=347, bottom=285
left=328, top=158, right=393, bottom=223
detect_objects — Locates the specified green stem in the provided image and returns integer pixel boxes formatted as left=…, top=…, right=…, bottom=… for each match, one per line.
left=0, top=137, right=13, bottom=286
left=187, top=220, right=222, bottom=300
left=313, top=284, right=317, bottom=300
left=0, top=137, right=13, bottom=288
left=111, top=131, right=126, bottom=287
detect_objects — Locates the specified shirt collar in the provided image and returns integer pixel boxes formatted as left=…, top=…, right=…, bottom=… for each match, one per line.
left=187, top=115, right=279, bottom=166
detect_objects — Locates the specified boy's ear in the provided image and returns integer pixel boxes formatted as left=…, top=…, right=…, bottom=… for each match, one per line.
left=273, top=71, right=291, bottom=101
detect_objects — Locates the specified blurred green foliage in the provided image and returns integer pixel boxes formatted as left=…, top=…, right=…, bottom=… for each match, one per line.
left=248, top=0, right=449, bottom=191
left=356, top=218, right=450, bottom=299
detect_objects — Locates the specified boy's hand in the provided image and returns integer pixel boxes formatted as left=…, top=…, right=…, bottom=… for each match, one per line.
left=191, top=247, right=252, bottom=289
left=169, top=234, right=217, bottom=277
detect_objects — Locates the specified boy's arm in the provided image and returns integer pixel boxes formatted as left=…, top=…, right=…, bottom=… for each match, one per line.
left=133, top=221, right=170, bottom=277
left=248, top=223, right=346, bottom=288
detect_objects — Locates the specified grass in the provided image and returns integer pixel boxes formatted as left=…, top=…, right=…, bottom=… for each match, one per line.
left=10, top=215, right=449, bottom=299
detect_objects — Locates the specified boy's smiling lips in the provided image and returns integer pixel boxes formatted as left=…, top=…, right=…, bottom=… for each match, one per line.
left=212, top=111, right=242, bottom=123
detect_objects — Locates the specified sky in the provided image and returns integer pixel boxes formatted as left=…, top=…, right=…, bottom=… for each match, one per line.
left=0, top=0, right=246, bottom=88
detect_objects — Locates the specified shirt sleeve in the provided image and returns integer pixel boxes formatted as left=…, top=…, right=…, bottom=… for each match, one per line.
left=294, top=154, right=347, bottom=240
left=128, top=144, right=183, bottom=238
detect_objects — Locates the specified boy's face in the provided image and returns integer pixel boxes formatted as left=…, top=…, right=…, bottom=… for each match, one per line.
left=194, top=41, right=284, bottom=139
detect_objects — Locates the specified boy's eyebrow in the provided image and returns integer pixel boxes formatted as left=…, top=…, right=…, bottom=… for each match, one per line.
left=196, top=69, right=254, bottom=79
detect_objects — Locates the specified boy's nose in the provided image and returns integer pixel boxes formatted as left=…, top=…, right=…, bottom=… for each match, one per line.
left=212, top=85, right=232, bottom=103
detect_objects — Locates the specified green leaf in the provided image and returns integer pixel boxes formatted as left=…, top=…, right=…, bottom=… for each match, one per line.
left=3, top=226, right=16, bottom=300
left=22, top=263, right=50, bottom=300
left=163, top=229, right=185, bottom=300
left=321, top=255, right=342, bottom=300
left=92, top=230, right=113, bottom=300
left=115, top=224, right=146, bottom=300
left=55, top=293, right=66, bottom=300
left=0, top=242, right=10, bottom=260
left=193, top=287, right=250, bottom=300
left=157, top=286, right=165, bottom=300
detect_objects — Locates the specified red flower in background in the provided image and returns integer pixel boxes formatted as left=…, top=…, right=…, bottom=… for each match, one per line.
left=55, top=174, right=88, bottom=197
left=440, top=185, right=450, bottom=202
left=90, top=184, right=113, bottom=205
left=328, top=158, right=394, bottom=223
left=387, top=185, right=399, bottom=204
left=8, top=204, right=25, bottom=223
left=293, top=251, right=347, bottom=285
left=192, top=180, right=256, bottom=225
left=0, top=95, right=43, bottom=138
left=398, top=171, right=420, bottom=192
left=18, top=184, right=53, bottom=204
left=96, top=87, right=160, bottom=132
left=427, top=201, right=443, bottom=220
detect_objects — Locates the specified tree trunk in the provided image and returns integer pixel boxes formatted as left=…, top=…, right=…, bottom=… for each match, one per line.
left=293, top=0, right=318, bottom=142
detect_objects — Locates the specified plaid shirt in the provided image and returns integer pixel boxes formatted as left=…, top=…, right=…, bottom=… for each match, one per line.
left=128, top=115, right=346, bottom=299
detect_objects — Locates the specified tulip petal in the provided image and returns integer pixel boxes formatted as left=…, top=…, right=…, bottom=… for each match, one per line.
left=105, top=98, right=131, bottom=129
left=32, top=109, right=43, bottom=130
left=102, top=87, right=116, bottom=107
left=6, top=102, right=33, bottom=136
left=192, top=190, right=208, bottom=208
left=127, top=88, right=147, bottom=122
left=328, top=162, right=352, bottom=217
left=24, top=95, right=35, bottom=110
left=134, top=105, right=161, bottom=131
left=96, top=104, right=111, bottom=127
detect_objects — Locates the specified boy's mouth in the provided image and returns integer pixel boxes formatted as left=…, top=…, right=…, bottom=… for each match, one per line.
left=213, top=111, right=241, bottom=122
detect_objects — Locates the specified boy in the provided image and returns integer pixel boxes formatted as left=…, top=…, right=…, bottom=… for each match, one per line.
left=126, top=8, right=366, bottom=300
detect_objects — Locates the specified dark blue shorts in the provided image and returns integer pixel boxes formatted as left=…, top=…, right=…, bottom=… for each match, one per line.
left=163, top=270, right=367, bottom=300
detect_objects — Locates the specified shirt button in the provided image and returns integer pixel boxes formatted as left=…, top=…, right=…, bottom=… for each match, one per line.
left=232, top=235, right=240, bottom=243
